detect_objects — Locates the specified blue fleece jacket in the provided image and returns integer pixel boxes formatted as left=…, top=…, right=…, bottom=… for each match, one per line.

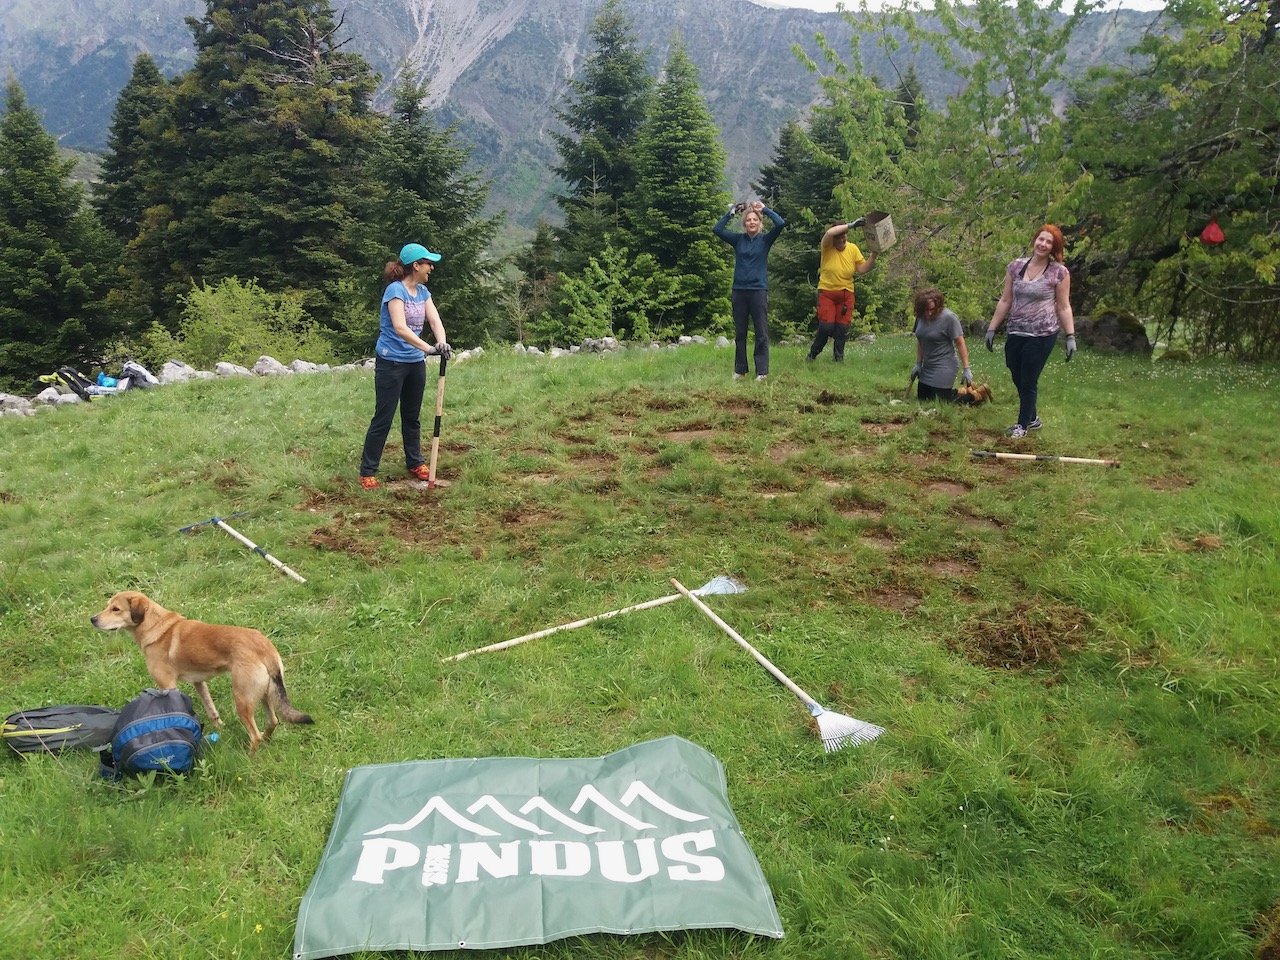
left=713, top=207, right=786, bottom=290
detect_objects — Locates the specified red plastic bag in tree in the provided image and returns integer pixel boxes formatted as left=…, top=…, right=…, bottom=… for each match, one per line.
left=1199, top=218, right=1225, bottom=245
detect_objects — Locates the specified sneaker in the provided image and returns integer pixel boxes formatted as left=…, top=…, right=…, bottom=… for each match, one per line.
left=756, top=375, right=767, bottom=382
left=358, top=475, right=380, bottom=490
left=1028, top=417, right=1043, bottom=431
left=733, top=373, right=745, bottom=381
left=407, top=464, right=432, bottom=481
left=1006, top=424, right=1027, bottom=439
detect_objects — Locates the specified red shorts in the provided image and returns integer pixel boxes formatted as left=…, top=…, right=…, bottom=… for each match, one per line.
left=817, top=289, right=855, bottom=326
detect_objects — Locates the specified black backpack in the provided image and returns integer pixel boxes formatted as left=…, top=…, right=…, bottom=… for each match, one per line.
left=3, top=704, right=120, bottom=756
left=99, top=688, right=204, bottom=780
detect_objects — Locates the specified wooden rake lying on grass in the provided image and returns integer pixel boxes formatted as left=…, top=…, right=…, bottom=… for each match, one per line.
left=972, top=449, right=1120, bottom=468
left=671, top=579, right=884, bottom=753
left=442, top=575, right=747, bottom=663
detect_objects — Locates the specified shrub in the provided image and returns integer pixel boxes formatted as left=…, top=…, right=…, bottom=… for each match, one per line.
left=142, top=278, right=338, bottom=369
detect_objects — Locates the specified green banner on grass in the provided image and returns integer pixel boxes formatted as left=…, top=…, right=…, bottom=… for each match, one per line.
left=293, top=736, right=783, bottom=958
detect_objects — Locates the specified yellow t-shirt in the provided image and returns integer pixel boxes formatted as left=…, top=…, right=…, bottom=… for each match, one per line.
left=818, top=241, right=865, bottom=293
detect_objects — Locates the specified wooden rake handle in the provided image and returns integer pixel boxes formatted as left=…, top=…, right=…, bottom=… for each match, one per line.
left=427, top=354, right=448, bottom=487
left=442, top=592, right=682, bottom=663
left=671, top=578, right=816, bottom=709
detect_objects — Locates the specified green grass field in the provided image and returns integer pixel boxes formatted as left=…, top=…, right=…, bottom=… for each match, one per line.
left=1, top=339, right=1277, bottom=960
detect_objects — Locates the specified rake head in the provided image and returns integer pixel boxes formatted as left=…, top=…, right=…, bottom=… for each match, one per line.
left=813, top=706, right=885, bottom=752
left=692, top=575, right=748, bottom=597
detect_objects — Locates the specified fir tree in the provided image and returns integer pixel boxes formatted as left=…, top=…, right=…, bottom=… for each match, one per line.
left=0, top=80, right=116, bottom=392
left=551, top=0, right=652, bottom=273
left=363, top=79, right=503, bottom=347
left=143, top=0, right=382, bottom=327
left=629, top=42, right=731, bottom=334
left=92, top=54, right=176, bottom=327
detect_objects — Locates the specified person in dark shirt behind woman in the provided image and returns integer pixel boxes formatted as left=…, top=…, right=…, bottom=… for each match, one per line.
left=713, top=199, right=785, bottom=381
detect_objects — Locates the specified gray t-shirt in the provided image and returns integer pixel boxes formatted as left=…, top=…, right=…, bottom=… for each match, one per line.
left=914, top=308, right=964, bottom=387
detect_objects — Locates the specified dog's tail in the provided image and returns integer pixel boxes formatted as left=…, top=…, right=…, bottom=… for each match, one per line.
left=269, top=671, right=314, bottom=725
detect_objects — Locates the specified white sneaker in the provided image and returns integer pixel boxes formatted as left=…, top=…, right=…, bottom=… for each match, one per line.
left=756, top=375, right=767, bottom=382
left=1006, top=424, right=1027, bottom=439
left=733, top=373, right=745, bottom=381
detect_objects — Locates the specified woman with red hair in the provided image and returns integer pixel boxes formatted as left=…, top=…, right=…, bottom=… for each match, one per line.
left=984, top=224, right=1076, bottom=438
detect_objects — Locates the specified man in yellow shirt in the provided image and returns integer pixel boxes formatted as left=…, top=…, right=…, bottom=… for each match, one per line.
left=806, top=220, right=876, bottom=362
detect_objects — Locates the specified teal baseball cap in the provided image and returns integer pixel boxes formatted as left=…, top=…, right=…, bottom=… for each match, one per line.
left=399, top=242, right=442, bottom=265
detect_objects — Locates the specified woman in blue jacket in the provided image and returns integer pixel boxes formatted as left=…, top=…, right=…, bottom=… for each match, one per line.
left=714, top=200, right=785, bottom=380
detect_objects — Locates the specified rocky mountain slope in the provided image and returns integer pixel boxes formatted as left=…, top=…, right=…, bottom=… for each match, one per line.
left=0, top=0, right=1153, bottom=225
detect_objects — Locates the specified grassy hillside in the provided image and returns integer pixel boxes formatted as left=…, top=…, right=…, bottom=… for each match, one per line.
left=1, top=340, right=1277, bottom=959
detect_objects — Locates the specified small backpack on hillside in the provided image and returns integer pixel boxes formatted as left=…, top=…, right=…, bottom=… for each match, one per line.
left=99, top=688, right=204, bottom=780
left=3, top=704, right=120, bottom=756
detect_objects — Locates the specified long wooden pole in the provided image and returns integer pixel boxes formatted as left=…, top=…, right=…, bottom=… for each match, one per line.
left=427, top=354, right=448, bottom=488
left=971, top=449, right=1120, bottom=468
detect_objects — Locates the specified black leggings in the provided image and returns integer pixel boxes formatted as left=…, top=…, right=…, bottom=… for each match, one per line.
left=1004, top=334, right=1056, bottom=427
left=360, top=357, right=426, bottom=476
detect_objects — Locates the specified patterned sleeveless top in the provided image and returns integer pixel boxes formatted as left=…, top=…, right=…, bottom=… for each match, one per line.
left=1005, top=258, right=1069, bottom=337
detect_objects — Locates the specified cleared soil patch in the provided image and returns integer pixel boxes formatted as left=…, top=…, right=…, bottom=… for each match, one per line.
left=926, top=480, right=971, bottom=496
left=1148, top=473, right=1196, bottom=491
left=664, top=428, right=719, bottom=442
left=868, top=584, right=923, bottom=612
left=953, top=602, right=1090, bottom=670
left=816, top=390, right=857, bottom=406
left=767, top=441, right=807, bottom=463
left=928, top=558, right=978, bottom=578
left=861, top=530, right=897, bottom=551
left=862, top=421, right=907, bottom=436
left=308, top=524, right=381, bottom=561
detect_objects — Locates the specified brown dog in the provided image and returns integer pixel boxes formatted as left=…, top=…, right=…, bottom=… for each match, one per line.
left=957, top=383, right=993, bottom=405
left=91, top=591, right=312, bottom=753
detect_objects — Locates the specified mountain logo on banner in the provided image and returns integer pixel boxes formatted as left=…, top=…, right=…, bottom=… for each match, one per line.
left=354, top=778, right=724, bottom=888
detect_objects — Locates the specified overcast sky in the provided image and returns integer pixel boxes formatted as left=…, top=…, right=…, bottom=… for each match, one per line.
left=749, top=0, right=1165, bottom=11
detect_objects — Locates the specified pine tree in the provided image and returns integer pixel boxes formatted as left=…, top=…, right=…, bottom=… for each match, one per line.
left=92, top=54, right=176, bottom=327
left=363, top=79, right=503, bottom=347
left=143, top=0, right=382, bottom=327
left=0, top=80, right=117, bottom=392
left=754, top=115, right=848, bottom=332
left=629, top=42, right=731, bottom=334
left=551, top=0, right=652, bottom=273
left=510, top=219, right=560, bottom=342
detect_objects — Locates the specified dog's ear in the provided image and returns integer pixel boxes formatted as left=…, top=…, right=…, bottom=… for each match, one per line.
left=127, top=593, right=148, bottom=625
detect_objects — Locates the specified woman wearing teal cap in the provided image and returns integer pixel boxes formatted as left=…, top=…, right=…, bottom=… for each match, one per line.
left=358, top=243, right=451, bottom=488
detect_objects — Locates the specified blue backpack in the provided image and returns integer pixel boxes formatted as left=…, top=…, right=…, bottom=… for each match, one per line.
left=100, top=688, right=203, bottom=780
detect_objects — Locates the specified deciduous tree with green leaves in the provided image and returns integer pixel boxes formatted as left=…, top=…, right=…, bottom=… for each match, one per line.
left=1065, top=0, right=1280, bottom=359
left=0, top=80, right=116, bottom=392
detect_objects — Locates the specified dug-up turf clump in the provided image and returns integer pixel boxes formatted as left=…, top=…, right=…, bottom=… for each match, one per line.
left=952, top=602, right=1090, bottom=671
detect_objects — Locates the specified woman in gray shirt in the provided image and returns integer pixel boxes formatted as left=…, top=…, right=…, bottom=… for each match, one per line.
left=912, top=287, right=972, bottom=401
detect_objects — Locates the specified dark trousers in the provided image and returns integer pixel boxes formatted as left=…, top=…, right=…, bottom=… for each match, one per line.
left=808, top=323, right=850, bottom=361
left=1004, top=334, right=1056, bottom=427
left=732, top=289, right=770, bottom=376
left=917, top=383, right=958, bottom=402
left=360, top=357, right=426, bottom=476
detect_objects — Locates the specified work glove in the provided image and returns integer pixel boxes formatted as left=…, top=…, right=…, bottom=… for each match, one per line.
left=910, top=363, right=921, bottom=380
left=848, top=217, right=866, bottom=229
left=1064, top=335, right=1076, bottom=362
left=984, top=328, right=996, bottom=352
left=962, top=366, right=973, bottom=385
left=435, top=342, right=453, bottom=361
